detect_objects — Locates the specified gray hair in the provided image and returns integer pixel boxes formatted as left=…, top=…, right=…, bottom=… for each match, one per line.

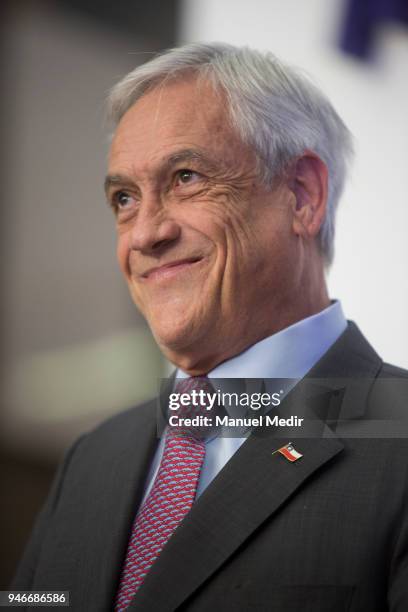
left=107, top=42, right=353, bottom=264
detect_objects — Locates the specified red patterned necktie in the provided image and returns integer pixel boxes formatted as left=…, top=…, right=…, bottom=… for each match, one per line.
left=114, top=377, right=213, bottom=611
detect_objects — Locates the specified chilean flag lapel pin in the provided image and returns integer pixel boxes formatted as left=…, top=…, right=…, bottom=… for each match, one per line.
left=273, top=442, right=303, bottom=462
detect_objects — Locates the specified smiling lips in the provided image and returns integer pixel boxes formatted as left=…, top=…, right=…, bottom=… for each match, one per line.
left=141, top=257, right=203, bottom=281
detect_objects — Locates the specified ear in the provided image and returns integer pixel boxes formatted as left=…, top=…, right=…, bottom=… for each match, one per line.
left=288, top=151, right=328, bottom=240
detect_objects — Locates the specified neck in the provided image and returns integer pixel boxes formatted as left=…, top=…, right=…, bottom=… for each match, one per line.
left=165, top=292, right=330, bottom=377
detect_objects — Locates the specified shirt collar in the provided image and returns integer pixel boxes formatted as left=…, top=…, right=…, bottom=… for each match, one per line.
left=176, top=300, right=347, bottom=381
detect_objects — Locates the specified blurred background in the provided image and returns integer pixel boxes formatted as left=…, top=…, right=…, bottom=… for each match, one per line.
left=1, top=0, right=407, bottom=587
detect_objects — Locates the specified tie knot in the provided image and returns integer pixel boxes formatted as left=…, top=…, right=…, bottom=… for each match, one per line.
left=169, top=376, right=219, bottom=440
left=174, top=375, right=213, bottom=398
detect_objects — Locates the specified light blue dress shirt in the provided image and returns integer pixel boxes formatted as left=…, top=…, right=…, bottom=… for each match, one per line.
left=141, top=301, right=347, bottom=504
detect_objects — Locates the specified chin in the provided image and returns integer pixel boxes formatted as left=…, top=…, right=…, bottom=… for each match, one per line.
left=149, top=314, right=206, bottom=358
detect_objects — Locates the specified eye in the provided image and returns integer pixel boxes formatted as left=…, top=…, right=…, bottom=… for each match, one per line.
left=175, top=169, right=201, bottom=186
left=112, top=190, right=134, bottom=209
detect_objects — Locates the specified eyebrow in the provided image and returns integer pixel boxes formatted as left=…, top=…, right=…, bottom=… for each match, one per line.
left=104, top=173, right=135, bottom=197
left=104, top=148, right=219, bottom=197
left=164, top=149, right=217, bottom=170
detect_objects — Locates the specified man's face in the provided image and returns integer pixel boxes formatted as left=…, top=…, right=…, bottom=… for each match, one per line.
left=107, top=77, right=298, bottom=372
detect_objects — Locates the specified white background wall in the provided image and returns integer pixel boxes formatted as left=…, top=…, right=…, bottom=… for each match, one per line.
left=180, top=0, right=408, bottom=368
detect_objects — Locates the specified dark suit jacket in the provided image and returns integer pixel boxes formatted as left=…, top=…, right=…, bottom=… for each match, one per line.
left=11, top=322, right=408, bottom=611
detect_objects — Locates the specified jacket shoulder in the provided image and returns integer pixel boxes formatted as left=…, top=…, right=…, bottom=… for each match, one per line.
left=378, top=362, right=408, bottom=379
left=81, top=398, right=157, bottom=446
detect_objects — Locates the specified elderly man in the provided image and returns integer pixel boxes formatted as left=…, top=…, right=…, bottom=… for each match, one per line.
left=12, top=43, right=408, bottom=611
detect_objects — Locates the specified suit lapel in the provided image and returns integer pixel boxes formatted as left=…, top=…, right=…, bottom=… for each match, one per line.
left=69, top=400, right=159, bottom=611
left=129, top=433, right=343, bottom=611
left=126, top=321, right=382, bottom=611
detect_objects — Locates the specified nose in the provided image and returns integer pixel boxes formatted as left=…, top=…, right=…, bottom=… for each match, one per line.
left=129, top=196, right=181, bottom=254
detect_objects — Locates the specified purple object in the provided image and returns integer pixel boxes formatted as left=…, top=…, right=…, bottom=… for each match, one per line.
left=339, top=0, right=408, bottom=59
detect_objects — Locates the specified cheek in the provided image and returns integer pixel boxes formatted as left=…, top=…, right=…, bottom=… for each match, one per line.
left=182, top=200, right=240, bottom=249
left=116, top=234, right=130, bottom=278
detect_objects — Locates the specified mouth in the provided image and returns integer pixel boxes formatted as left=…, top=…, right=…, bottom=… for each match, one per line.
left=141, top=257, right=204, bottom=282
